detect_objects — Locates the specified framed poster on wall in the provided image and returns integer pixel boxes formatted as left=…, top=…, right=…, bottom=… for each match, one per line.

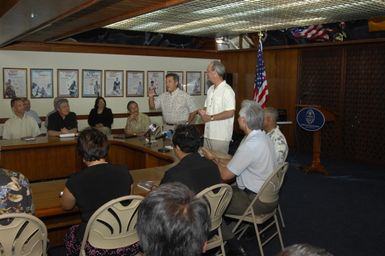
left=147, top=71, right=164, bottom=96
left=105, top=70, right=124, bottom=97
left=126, top=71, right=144, bottom=97
left=186, top=71, right=202, bottom=96
left=30, top=69, right=53, bottom=98
left=3, top=68, right=27, bottom=98
left=82, top=69, right=102, bottom=97
left=58, top=69, right=79, bottom=97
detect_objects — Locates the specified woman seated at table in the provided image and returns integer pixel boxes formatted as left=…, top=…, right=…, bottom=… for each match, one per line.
left=87, top=97, right=113, bottom=135
left=60, top=128, right=140, bottom=256
left=125, top=100, right=150, bottom=136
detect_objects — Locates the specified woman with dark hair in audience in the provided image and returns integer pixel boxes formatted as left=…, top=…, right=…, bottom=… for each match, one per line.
left=88, top=97, right=113, bottom=135
left=60, top=128, right=139, bottom=256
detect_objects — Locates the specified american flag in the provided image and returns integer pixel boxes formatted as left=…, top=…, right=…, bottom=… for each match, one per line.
left=291, top=24, right=333, bottom=41
left=253, top=41, right=269, bottom=108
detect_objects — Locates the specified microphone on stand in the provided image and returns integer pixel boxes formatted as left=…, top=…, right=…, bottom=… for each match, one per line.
left=157, top=130, right=174, bottom=153
left=155, top=130, right=174, bottom=140
left=144, top=124, right=159, bottom=145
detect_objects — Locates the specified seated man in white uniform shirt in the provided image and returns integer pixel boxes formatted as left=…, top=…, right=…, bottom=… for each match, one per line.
left=2, top=97, right=41, bottom=139
left=263, top=107, right=288, bottom=165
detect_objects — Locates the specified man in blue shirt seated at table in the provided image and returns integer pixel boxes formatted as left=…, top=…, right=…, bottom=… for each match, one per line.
left=47, top=98, right=78, bottom=137
left=160, top=124, right=221, bottom=194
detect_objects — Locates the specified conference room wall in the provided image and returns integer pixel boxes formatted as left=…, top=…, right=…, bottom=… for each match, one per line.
left=0, top=50, right=211, bottom=133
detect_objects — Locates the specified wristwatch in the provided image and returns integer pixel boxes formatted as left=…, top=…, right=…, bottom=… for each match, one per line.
left=210, top=115, right=214, bottom=121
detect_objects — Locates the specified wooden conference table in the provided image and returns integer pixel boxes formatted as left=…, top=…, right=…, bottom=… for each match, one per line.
left=0, top=136, right=177, bottom=245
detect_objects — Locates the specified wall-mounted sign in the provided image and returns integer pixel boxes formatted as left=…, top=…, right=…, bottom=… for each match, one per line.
left=296, top=107, right=325, bottom=132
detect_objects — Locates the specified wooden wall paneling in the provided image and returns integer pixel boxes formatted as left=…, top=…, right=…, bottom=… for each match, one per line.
left=265, top=49, right=299, bottom=147
left=344, top=44, right=385, bottom=164
left=298, top=47, right=343, bottom=157
left=221, top=48, right=299, bottom=147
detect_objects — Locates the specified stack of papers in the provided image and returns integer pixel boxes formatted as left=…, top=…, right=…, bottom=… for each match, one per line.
left=59, top=133, right=76, bottom=138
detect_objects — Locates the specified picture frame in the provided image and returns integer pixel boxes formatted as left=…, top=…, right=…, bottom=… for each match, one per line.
left=30, top=69, right=53, bottom=98
left=105, top=70, right=124, bottom=97
left=57, top=69, right=79, bottom=97
left=126, top=71, right=144, bottom=97
left=82, top=69, right=102, bottom=97
left=3, top=68, right=27, bottom=98
left=167, top=71, right=184, bottom=90
left=147, top=71, right=164, bottom=96
left=204, top=71, right=213, bottom=95
left=186, top=71, right=202, bottom=96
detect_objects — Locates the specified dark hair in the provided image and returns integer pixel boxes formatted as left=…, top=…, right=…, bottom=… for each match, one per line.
left=94, top=96, right=106, bottom=109
left=172, top=125, right=201, bottom=153
left=137, top=182, right=210, bottom=256
left=77, top=127, right=109, bottom=161
left=126, top=100, right=137, bottom=110
left=166, top=73, right=180, bottom=84
left=10, top=97, right=23, bottom=108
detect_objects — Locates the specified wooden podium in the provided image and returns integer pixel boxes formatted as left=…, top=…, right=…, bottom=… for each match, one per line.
left=296, top=105, right=336, bottom=175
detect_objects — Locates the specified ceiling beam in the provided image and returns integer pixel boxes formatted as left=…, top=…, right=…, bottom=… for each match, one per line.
left=43, top=0, right=191, bottom=42
left=0, top=0, right=99, bottom=47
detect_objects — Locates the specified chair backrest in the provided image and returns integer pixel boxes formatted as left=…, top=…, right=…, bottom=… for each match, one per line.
left=80, top=195, right=144, bottom=253
left=195, top=183, right=233, bottom=230
left=0, top=213, right=47, bottom=256
left=257, top=162, right=289, bottom=204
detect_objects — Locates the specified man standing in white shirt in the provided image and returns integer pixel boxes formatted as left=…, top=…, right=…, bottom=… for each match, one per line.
left=263, top=107, right=288, bottom=165
left=199, top=60, right=235, bottom=155
left=2, top=97, right=41, bottom=139
left=148, top=73, right=197, bottom=131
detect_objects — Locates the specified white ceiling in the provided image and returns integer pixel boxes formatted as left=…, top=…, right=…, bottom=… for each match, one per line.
left=105, top=0, right=385, bottom=37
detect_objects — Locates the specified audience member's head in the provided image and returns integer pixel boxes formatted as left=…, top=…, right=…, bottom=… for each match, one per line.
left=277, top=243, right=334, bottom=256
left=10, top=97, right=25, bottom=117
left=77, top=128, right=109, bottom=162
left=127, top=100, right=139, bottom=115
left=263, top=107, right=278, bottom=132
left=52, top=96, right=62, bottom=108
left=165, top=73, right=179, bottom=93
left=137, top=182, right=211, bottom=256
left=238, top=100, right=264, bottom=131
left=172, top=125, right=201, bottom=154
left=22, top=98, right=31, bottom=111
left=94, top=96, right=106, bottom=110
left=55, top=98, right=70, bottom=117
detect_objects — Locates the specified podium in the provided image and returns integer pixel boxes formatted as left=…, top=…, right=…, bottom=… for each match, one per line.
left=296, top=105, right=336, bottom=175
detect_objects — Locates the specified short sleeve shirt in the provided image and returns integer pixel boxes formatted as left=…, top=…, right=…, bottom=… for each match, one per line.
left=0, top=168, right=34, bottom=214
left=154, top=88, right=197, bottom=124
left=267, top=126, right=288, bottom=165
left=204, top=81, right=235, bottom=141
left=227, top=130, right=277, bottom=193
left=47, top=111, right=78, bottom=131
left=2, top=114, right=41, bottom=139
left=66, top=163, right=133, bottom=240
left=125, top=113, right=151, bottom=134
